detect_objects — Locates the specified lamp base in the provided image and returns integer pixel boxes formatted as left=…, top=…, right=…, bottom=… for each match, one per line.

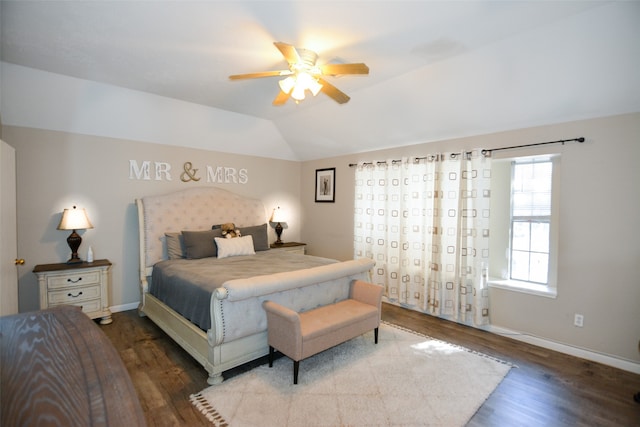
left=275, top=222, right=283, bottom=245
left=66, top=230, right=83, bottom=264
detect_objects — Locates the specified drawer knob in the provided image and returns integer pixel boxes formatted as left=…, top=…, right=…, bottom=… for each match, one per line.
left=67, top=291, right=83, bottom=298
left=67, top=277, right=83, bottom=284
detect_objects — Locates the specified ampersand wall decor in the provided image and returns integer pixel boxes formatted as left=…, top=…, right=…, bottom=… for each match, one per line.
left=180, top=162, right=201, bottom=182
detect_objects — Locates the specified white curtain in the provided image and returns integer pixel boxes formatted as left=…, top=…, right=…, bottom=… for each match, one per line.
left=354, top=151, right=492, bottom=326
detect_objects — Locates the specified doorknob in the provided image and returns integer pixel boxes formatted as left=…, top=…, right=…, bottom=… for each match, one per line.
left=14, top=259, right=25, bottom=265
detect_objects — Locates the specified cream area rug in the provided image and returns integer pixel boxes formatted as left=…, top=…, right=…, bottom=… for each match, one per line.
left=191, top=323, right=511, bottom=427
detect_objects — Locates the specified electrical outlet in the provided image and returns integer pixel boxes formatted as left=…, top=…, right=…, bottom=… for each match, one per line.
left=574, top=313, right=584, bottom=327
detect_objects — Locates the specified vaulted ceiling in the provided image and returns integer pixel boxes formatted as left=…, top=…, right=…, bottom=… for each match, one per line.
left=2, top=1, right=639, bottom=160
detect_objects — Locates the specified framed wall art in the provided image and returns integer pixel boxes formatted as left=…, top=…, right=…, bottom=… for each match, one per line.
left=315, top=168, right=335, bottom=203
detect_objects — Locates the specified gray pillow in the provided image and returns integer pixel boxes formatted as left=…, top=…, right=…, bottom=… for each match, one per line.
left=238, top=223, right=270, bottom=251
left=165, top=232, right=186, bottom=259
left=182, top=229, right=223, bottom=259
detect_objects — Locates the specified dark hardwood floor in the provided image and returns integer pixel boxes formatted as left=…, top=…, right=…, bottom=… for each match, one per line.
left=101, top=304, right=640, bottom=426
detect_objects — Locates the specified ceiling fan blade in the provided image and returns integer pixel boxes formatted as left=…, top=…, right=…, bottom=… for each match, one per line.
left=229, top=70, right=291, bottom=80
left=317, top=78, right=350, bottom=104
left=272, top=90, right=291, bottom=106
left=274, top=42, right=301, bottom=65
left=320, top=63, right=369, bottom=76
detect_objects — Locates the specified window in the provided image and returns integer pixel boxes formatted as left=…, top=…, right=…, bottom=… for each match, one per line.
left=488, top=155, right=559, bottom=298
left=510, top=160, right=552, bottom=284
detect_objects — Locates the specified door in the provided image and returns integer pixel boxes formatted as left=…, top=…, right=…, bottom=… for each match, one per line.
left=1, top=139, right=19, bottom=315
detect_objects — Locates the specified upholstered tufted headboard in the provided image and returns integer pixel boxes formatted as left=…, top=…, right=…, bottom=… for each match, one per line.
left=136, top=187, right=267, bottom=277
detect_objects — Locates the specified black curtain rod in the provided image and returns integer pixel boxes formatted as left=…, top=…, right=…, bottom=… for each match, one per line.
left=481, top=137, right=585, bottom=156
left=348, top=137, right=585, bottom=167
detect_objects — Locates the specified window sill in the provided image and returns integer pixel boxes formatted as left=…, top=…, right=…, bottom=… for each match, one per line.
left=488, top=279, right=557, bottom=299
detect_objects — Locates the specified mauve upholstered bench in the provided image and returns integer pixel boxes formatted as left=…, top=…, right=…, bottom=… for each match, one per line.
left=262, top=279, right=383, bottom=384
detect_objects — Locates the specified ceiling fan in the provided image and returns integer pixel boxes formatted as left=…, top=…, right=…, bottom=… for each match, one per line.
left=229, top=42, right=369, bottom=106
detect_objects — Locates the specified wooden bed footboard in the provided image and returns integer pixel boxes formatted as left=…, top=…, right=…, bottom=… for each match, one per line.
left=139, top=261, right=374, bottom=385
left=140, top=292, right=267, bottom=385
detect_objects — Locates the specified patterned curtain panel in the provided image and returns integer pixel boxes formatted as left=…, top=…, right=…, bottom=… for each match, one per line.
left=354, top=151, right=492, bottom=326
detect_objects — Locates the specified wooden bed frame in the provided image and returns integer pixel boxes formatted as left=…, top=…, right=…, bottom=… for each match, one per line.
left=136, top=187, right=374, bottom=384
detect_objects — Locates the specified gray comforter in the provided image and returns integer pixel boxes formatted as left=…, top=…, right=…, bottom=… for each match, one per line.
left=150, top=251, right=337, bottom=330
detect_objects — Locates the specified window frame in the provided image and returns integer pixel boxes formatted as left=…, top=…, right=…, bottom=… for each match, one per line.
left=509, top=159, right=553, bottom=284
left=488, top=154, right=560, bottom=298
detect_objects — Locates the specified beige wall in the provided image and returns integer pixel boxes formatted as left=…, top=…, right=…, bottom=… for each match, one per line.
left=301, top=113, right=640, bottom=363
left=4, top=113, right=639, bottom=366
left=5, top=126, right=301, bottom=313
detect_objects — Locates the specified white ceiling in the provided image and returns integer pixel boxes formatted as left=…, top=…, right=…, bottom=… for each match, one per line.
left=2, top=1, right=639, bottom=161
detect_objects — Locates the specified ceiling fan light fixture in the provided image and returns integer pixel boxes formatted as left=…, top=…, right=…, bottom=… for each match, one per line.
left=283, top=72, right=321, bottom=101
left=230, top=42, right=368, bottom=105
left=278, top=76, right=296, bottom=94
left=309, top=80, right=323, bottom=96
left=299, top=72, right=323, bottom=96
left=291, top=83, right=306, bottom=101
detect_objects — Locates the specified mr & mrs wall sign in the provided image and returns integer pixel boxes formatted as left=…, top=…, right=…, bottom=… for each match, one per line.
left=129, top=160, right=249, bottom=184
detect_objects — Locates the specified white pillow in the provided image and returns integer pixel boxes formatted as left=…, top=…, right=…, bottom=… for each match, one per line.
left=215, top=235, right=256, bottom=259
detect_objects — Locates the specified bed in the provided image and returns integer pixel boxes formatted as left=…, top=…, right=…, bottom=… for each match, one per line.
left=136, top=187, right=374, bottom=385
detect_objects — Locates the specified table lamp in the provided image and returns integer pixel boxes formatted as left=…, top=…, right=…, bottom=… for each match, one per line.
left=57, top=206, right=93, bottom=264
left=271, top=207, right=286, bottom=245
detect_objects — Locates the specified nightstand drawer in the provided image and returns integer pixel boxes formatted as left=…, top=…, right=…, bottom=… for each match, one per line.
left=48, top=284, right=101, bottom=305
left=60, top=298, right=102, bottom=314
left=47, top=271, right=101, bottom=289
left=270, top=242, right=306, bottom=254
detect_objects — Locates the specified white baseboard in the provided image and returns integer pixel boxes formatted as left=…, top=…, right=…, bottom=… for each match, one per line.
left=110, top=301, right=140, bottom=313
left=487, top=324, right=640, bottom=374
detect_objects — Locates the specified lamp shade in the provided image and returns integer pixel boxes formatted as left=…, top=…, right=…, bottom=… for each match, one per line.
left=271, top=207, right=286, bottom=223
left=297, top=72, right=323, bottom=96
left=57, top=206, right=93, bottom=230
left=291, top=83, right=306, bottom=101
left=278, top=76, right=296, bottom=94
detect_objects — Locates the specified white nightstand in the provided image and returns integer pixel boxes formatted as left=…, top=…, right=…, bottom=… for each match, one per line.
left=33, top=259, right=113, bottom=324
left=270, top=242, right=306, bottom=255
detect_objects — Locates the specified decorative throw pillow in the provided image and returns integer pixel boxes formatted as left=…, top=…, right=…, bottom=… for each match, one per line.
left=215, top=235, right=256, bottom=259
left=165, top=232, right=186, bottom=259
left=238, top=223, right=270, bottom=251
left=182, top=229, right=223, bottom=259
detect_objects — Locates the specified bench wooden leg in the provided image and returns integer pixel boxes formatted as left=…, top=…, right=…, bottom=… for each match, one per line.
left=374, top=327, right=379, bottom=344
left=268, top=346, right=274, bottom=367
left=293, top=360, right=299, bottom=385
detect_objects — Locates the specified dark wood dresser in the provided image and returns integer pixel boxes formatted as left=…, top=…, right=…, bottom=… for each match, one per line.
left=0, top=305, right=146, bottom=426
